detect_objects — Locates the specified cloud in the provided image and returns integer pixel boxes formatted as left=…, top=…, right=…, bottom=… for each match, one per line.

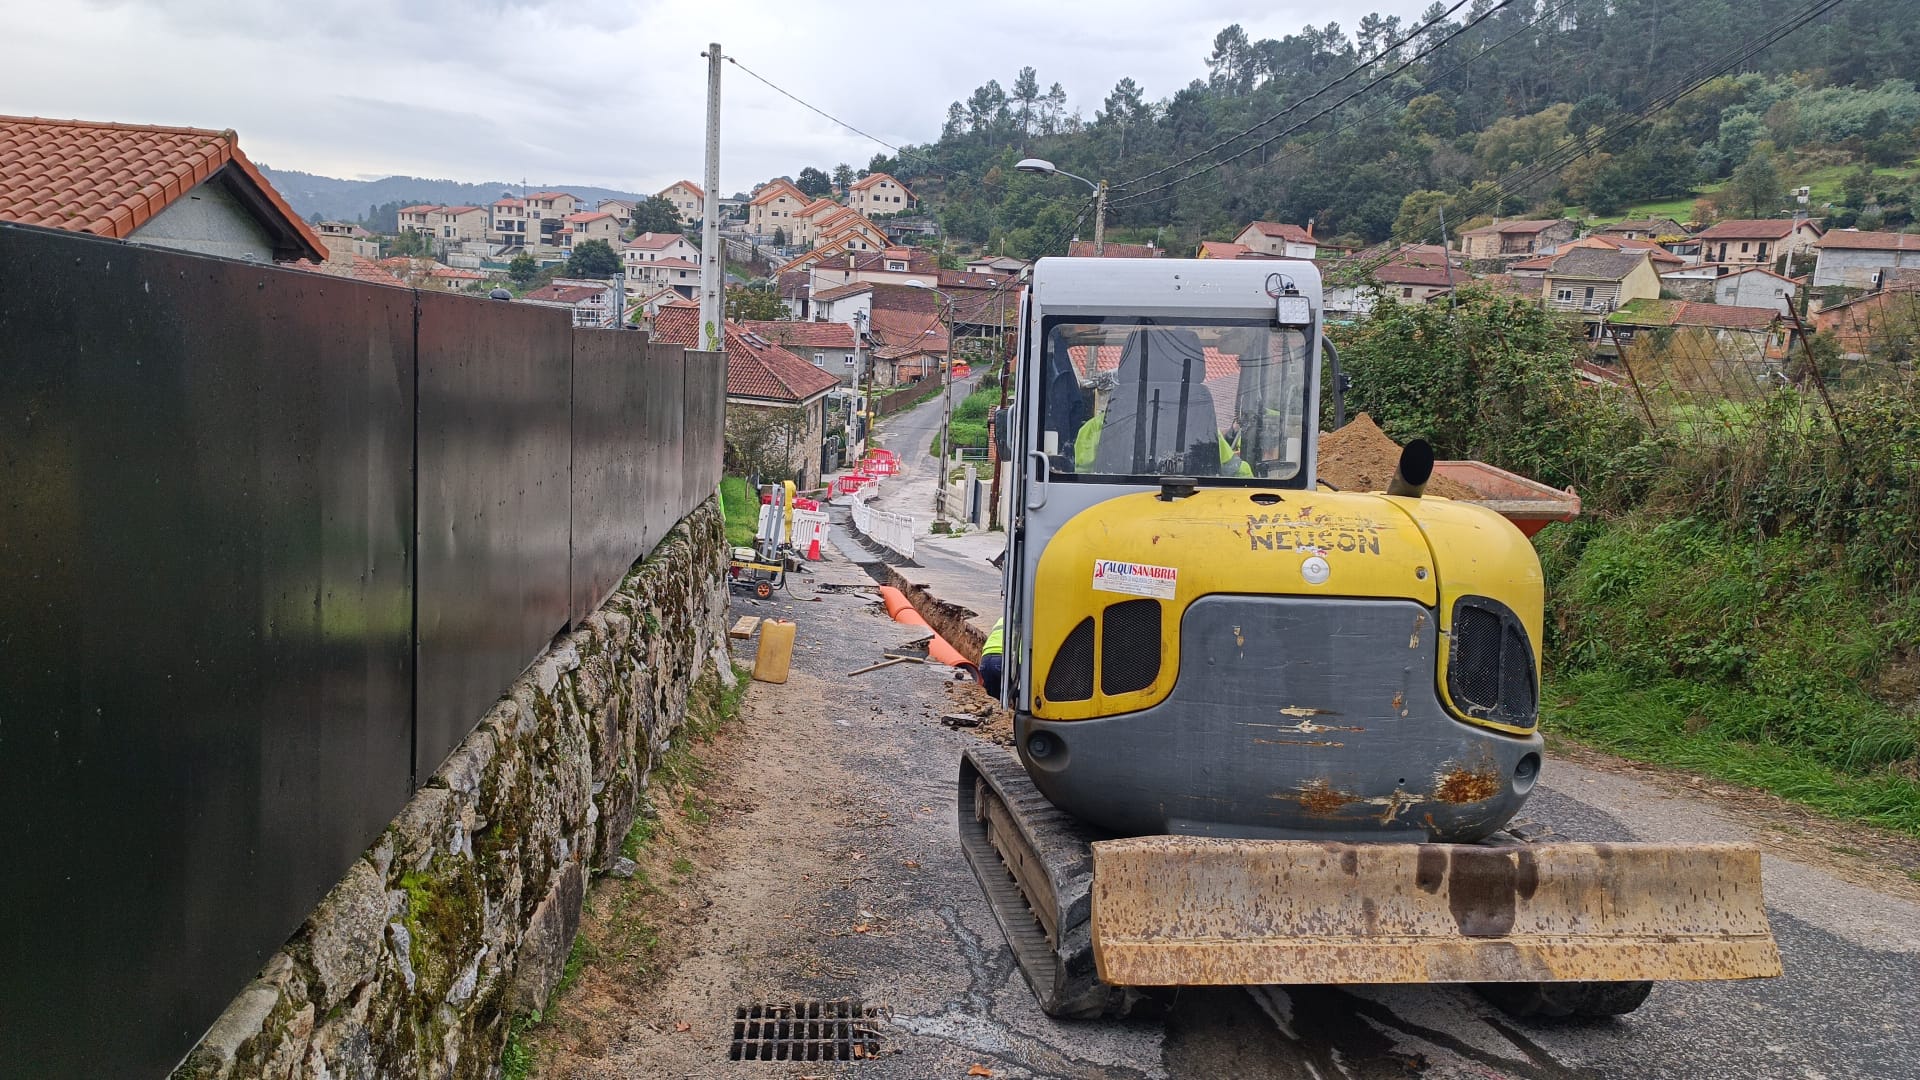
left=3, top=0, right=1434, bottom=191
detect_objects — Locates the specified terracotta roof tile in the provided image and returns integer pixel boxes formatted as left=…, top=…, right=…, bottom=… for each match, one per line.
left=1198, top=240, right=1253, bottom=259
left=738, top=319, right=858, bottom=348
left=0, top=113, right=323, bottom=261
left=1817, top=229, right=1920, bottom=251
left=651, top=311, right=839, bottom=402
left=524, top=283, right=608, bottom=304
left=1610, top=298, right=1780, bottom=330
left=624, top=231, right=692, bottom=250
left=1246, top=221, right=1313, bottom=243
left=292, top=254, right=407, bottom=285
left=1694, top=218, right=1811, bottom=240
left=850, top=172, right=912, bottom=199
left=658, top=179, right=704, bottom=199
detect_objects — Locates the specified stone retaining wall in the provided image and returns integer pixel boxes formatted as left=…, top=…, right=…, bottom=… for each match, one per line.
left=175, top=500, right=731, bottom=1080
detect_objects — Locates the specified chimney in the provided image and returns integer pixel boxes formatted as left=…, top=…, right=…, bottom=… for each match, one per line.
left=1306, top=219, right=1315, bottom=239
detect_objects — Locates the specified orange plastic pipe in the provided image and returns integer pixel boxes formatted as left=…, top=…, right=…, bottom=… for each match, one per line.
left=876, top=585, right=967, bottom=666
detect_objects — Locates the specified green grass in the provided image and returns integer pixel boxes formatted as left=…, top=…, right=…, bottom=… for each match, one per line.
left=1546, top=670, right=1920, bottom=836
left=931, top=383, right=1001, bottom=454
left=1539, top=516, right=1920, bottom=837
left=719, top=476, right=758, bottom=548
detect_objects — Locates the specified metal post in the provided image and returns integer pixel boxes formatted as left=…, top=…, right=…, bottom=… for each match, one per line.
left=699, top=43, right=724, bottom=351
left=1093, top=179, right=1109, bottom=256
left=853, top=310, right=868, bottom=454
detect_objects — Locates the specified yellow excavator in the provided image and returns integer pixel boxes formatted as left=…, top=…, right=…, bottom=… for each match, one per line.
left=963, top=256, right=1779, bottom=1019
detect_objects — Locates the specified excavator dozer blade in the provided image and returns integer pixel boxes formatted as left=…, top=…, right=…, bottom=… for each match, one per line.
left=1089, top=837, right=1781, bottom=987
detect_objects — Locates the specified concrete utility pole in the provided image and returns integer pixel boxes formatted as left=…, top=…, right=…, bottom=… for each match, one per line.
left=1093, top=179, right=1109, bottom=256
left=699, top=43, right=725, bottom=351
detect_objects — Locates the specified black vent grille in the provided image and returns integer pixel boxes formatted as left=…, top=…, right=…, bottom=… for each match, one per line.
left=1447, top=598, right=1537, bottom=727
left=1044, top=617, right=1096, bottom=703
left=1101, top=599, right=1162, bottom=695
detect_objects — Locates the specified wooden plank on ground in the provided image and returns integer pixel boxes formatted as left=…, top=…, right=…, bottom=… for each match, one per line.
left=729, top=616, right=761, bottom=640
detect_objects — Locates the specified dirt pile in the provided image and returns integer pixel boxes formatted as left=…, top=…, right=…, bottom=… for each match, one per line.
left=1316, top=413, right=1479, bottom=499
left=940, top=679, right=1013, bottom=746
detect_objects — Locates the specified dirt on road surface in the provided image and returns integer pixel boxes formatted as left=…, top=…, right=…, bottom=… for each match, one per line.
left=528, top=551, right=1920, bottom=1080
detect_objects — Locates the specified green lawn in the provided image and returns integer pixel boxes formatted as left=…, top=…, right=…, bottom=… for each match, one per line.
left=718, top=476, right=758, bottom=548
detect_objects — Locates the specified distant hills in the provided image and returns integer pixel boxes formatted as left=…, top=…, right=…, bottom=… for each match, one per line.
left=259, top=166, right=651, bottom=222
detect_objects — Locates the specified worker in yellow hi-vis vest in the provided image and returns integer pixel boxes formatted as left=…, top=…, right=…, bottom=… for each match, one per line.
left=980, top=618, right=1005, bottom=697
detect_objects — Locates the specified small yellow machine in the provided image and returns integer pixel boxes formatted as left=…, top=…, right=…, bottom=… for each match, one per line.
left=963, top=257, right=1779, bottom=1018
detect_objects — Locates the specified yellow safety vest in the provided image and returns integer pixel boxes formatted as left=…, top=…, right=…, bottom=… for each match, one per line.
left=1073, top=413, right=1250, bottom=476
left=983, top=618, right=1005, bottom=657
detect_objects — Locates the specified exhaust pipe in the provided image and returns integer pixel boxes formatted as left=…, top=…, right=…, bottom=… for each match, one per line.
left=1387, top=439, right=1434, bottom=498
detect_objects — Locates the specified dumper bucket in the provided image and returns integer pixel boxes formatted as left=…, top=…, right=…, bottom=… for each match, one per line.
left=1089, top=838, right=1780, bottom=987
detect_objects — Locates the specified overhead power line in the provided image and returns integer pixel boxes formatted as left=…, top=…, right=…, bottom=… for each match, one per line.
left=1110, top=0, right=1519, bottom=209
left=1104, top=0, right=1583, bottom=215
left=726, top=55, right=936, bottom=166
left=1116, top=0, right=1479, bottom=191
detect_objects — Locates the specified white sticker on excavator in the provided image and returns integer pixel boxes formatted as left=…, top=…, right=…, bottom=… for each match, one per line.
left=1092, top=559, right=1178, bottom=599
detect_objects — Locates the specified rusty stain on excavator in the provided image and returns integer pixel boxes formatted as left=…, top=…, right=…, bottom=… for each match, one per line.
left=1295, top=778, right=1359, bottom=816
left=1434, top=764, right=1502, bottom=804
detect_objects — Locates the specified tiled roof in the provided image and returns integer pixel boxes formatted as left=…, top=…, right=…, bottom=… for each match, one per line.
left=1461, top=219, right=1568, bottom=236
left=777, top=269, right=813, bottom=300
left=798, top=197, right=840, bottom=218
left=494, top=197, right=525, bottom=208
left=1199, top=240, right=1252, bottom=259
left=650, top=309, right=838, bottom=402
left=1609, top=298, right=1780, bottom=330
left=0, top=114, right=325, bottom=261
left=526, top=191, right=576, bottom=201
left=436, top=205, right=483, bottom=216
left=1372, top=262, right=1458, bottom=287
left=1547, top=249, right=1648, bottom=280
left=524, top=283, right=607, bottom=304
left=868, top=308, right=948, bottom=354
left=564, top=211, right=615, bottom=223
left=738, top=319, right=858, bottom=348
left=624, top=231, right=690, bottom=250
left=1066, top=241, right=1164, bottom=258
left=812, top=282, right=875, bottom=302
left=1817, top=229, right=1920, bottom=251
left=1595, top=218, right=1688, bottom=236
left=399, top=204, right=442, bottom=214
left=750, top=180, right=806, bottom=206
left=851, top=172, right=912, bottom=198
left=645, top=257, right=700, bottom=270
left=1246, top=221, right=1313, bottom=243
left=292, top=254, right=407, bottom=285
left=659, top=180, right=704, bottom=199
left=1694, top=218, right=1809, bottom=240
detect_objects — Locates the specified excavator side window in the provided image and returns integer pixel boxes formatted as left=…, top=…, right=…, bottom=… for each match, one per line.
left=1039, top=316, right=1309, bottom=485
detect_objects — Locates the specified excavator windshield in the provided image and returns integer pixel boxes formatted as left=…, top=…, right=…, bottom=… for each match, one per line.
left=1038, top=317, right=1310, bottom=483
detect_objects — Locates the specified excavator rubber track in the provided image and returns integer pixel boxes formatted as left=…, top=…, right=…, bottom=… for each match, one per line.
left=957, top=744, right=1144, bottom=1019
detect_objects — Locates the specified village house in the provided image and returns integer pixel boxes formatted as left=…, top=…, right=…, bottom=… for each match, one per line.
left=1707, top=266, right=1800, bottom=313
left=737, top=320, right=862, bottom=385
left=652, top=305, right=840, bottom=488
left=0, top=114, right=325, bottom=264
left=658, top=180, right=704, bottom=223
left=397, top=205, right=440, bottom=235
left=777, top=246, right=940, bottom=292
left=521, top=192, right=579, bottom=251
left=1593, top=218, right=1688, bottom=242
left=595, top=199, right=637, bottom=229
left=1810, top=285, right=1920, bottom=358
left=490, top=197, right=529, bottom=249
left=1810, top=229, right=1920, bottom=289
left=523, top=278, right=619, bottom=326
left=1320, top=245, right=1458, bottom=316
left=1692, top=218, right=1822, bottom=268
left=1232, top=221, right=1318, bottom=259
left=315, top=221, right=379, bottom=259
left=965, top=255, right=1030, bottom=276
left=1542, top=249, right=1660, bottom=322
left=748, top=179, right=809, bottom=239
left=431, top=206, right=490, bottom=244
left=1459, top=219, right=1577, bottom=259
left=847, top=172, right=913, bottom=216
left=1608, top=298, right=1792, bottom=360
left=621, top=231, right=701, bottom=297
left=1197, top=240, right=1267, bottom=260
left=560, top=211, right=621, bottom=251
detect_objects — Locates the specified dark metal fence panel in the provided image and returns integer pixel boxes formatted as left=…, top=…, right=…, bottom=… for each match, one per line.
left=0, top=226, right=416, bottom=1077
left=414, top=289, right=573, bottom=778
left=682, top=348, right=727, bottom=506
left=570, top=331, right=679, bottom=622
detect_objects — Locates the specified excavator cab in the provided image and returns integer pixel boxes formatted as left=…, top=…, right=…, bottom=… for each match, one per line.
left=964, top=257, right=1779, bottom=1020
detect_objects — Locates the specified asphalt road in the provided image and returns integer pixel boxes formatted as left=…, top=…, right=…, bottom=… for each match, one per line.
left=575, top=555, right=1920, bottom=1080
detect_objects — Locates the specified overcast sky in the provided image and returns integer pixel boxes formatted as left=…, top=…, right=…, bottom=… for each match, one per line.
left=4, top=0, right=1434, bottom=195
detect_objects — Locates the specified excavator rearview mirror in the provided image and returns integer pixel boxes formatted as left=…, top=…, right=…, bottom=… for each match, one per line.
left=993, top=407, right=1014, bottom=463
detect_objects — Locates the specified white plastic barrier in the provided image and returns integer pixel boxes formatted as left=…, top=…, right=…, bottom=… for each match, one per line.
left=791, top=509, right=830, bottom=558
left=849, top=488, right=917, bottom=560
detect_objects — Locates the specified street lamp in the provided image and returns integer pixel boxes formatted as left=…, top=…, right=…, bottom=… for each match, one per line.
left=905, top=280, right=960, bottom=525
left=1016, top=157, right=1107, bottom=256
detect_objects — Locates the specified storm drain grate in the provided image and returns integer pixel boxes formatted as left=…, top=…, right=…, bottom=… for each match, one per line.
left=728, top=999, right=885, bottom=1061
